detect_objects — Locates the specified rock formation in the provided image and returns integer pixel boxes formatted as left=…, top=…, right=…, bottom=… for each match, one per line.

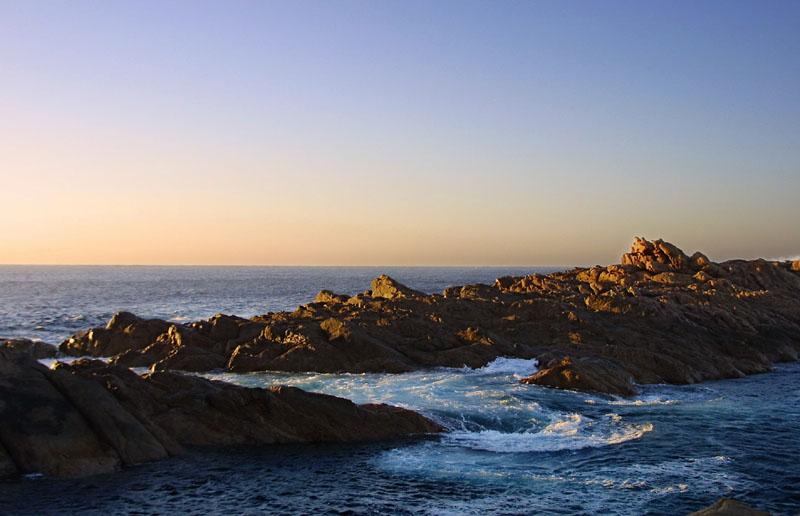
left=1, top=338, right=57, bottom=359
left=0, top=349, right=442, bottom=479
left=58, top=237, right=800, bottom=396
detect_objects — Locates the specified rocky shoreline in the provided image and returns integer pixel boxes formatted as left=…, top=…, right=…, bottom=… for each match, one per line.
left=1, top=238, right=797, bottom=515
left=54, top=237, right=800, bottom=396
left=0, top=349, right=442, bottom=479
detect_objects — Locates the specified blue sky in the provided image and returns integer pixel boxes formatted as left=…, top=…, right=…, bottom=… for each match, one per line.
left=1, top=1, right=798, bottom=264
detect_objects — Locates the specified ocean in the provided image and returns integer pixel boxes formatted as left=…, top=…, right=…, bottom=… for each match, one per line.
left=0, top=266, right=798, bottom=515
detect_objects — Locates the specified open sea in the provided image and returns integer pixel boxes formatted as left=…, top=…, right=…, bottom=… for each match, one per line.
left=1, top=266, right=798, bottom=516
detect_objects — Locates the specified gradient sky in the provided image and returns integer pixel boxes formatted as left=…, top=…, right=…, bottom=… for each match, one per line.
left=1, top=1, right=798, bottom=265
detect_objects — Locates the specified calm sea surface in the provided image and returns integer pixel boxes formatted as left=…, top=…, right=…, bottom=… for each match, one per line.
left=0, top=266, right=798, bottom=515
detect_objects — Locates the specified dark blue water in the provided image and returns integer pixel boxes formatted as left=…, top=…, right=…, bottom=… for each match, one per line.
left=0, top=266, right=798, bottom=515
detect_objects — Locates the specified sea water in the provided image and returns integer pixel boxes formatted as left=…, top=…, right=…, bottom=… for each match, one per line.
left=0, top=266, right=798, bottom=515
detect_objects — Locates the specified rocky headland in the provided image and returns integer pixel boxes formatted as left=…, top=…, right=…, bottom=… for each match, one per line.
left=57, top=237, right=800, bottom=396
left=0, top=348, right=442, bottom=479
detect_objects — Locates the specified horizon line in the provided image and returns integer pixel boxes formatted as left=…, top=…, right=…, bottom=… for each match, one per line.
left=0, top=262, right=579, bottom=268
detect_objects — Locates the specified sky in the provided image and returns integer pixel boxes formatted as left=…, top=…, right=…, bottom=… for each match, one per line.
left=1, top=0, right=798, bottom=266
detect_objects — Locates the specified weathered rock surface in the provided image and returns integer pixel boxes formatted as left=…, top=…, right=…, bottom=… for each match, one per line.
left=520, top=356, right=638, bottom=396
left=1, top=338, right=58, bottom=359
left=687, top=498, right=775, bottom=516
left=0, top=350, right=120, bottom=478
left=58, top=237, right=800, bottom=395
left=0, top=349, right=442, bottom=479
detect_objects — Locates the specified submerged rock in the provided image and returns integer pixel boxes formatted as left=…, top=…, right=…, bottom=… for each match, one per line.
left=0, top=349, right=442, bottom=479
left=57, top=237, right=800, bottom=396
left=687, top=498, right=774, bottom=516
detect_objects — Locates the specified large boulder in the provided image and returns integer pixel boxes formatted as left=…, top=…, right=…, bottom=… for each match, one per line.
left=521, top=356, right=637, bottom=396
left=621, top=237, right=690, bottom=272
left=370, top=275, right=423, bottom=300
left=314, top=290, right=349, bottom=304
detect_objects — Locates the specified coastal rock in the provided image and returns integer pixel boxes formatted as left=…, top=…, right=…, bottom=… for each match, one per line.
left=371, top=275, right=423, bottom=299
left=314, top=290, right=349, bottom=304
left=687, top=498, right=774, bottom=516
left=621, top=236, right=690, bottom=272
left=0, top=349, right=120, bottom=478
left=46, top=362, right=170, bottom=465
left=150, top=345, right=227, bottom=372
left=0, top=442, right=18, bottom=477
left=0, top=350, right=443, bottom=479
left=0, top=338, right=57, bottom=359
left=57, top=237, right=800, bottom=396
left=521, top=356, right=637, bottom=396
left=60, top=312, right=171, bottom=357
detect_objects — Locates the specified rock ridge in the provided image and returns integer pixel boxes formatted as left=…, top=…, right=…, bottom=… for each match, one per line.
left=56, top=237, right=800, bottom=396
left=0, top=349, right=443, bottom=479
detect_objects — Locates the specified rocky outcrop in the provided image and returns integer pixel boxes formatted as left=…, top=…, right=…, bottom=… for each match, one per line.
left=0, top=349, right=442, bottom=479
left=1, top=338, right=57, bottom=359
left=687, top=498, right=774, bottom=516
left=57, top=237, right=800, bottom=395
left=61, top=312, right=173, bottom=357
left=0, top=350, right=120, bottom=478
left=520, top=356, right=637, bottom=396
left=371, top=274, right=423, bottom=299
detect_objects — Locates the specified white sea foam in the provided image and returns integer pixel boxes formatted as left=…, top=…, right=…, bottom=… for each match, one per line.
left=581, top=455, right=743, bottom=498
left=441, top=413, right=653, bottom=453
left=472, top=357, right=538, bottom=377
left=607, top=396, right=680, bottom=406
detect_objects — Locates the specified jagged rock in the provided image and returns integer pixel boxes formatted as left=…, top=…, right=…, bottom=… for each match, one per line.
left=314, top=290, right=349, bottom=303
left=371, top=275, right=422, bottom=299
left=687, top=498, right=774, bottom=516
left=694, top=270, right=712, bottom=282
left=690, top=251, right=712, bottom=271
left=0, top=350, right=443, bottom=479
left=208, top=314, right=241, bottom=341
left=60, top=312, right=171, bottom=357
left=622, top=236, right=690, bottom=272
left=55, top=238, right=800, bottom=396
left=521, top=356, right=637, bottom=396
left=0, top=338, right=57, bottom=359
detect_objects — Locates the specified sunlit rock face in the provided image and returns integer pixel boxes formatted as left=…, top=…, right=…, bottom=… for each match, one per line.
left=59, top=237, right=800, bottom=396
